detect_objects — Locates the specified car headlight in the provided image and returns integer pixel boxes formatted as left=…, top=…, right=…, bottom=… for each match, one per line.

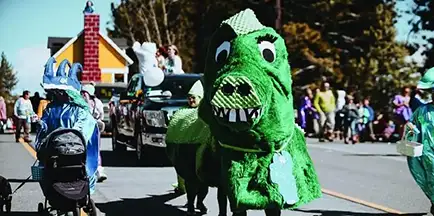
left=143, top=110, right=167, bottom=127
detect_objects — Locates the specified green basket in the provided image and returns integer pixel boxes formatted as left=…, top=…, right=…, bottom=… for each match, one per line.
left=31, top=165, right=44, bottom=181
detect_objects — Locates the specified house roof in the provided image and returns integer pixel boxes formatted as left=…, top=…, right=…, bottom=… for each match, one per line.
left=47, top=36, right=129, bottom=49
left=48, top=31, right=133, bottom=65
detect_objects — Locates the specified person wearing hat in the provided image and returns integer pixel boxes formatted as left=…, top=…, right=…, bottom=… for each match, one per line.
left=406, top=67, right=434, bottom=214
left=81, top=82, right=107, bottom=182
left=35, top=57, right=100, bottom=196
left=166, top=80, right=210, bottom=214
left=171, top=81, right=204, bottom=193
left=410, top=68, right=434, bottom=111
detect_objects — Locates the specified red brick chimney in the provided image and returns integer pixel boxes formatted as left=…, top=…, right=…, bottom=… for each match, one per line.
left=82, top=14, right=101, bottom=82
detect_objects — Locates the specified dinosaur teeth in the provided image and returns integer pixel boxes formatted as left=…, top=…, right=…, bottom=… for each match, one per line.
left=229, top=109, right=236, bottom=122
left=212, top=106, right=262, bottom=122
left=253, top=109, right=261, bottom=119
left=239, top=109, right=247, bottom=121
left=224, top=108, right=230, bottom=117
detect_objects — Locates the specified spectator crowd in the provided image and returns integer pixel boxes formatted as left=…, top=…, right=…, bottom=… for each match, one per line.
left=296, top=80, right=430, bottom=144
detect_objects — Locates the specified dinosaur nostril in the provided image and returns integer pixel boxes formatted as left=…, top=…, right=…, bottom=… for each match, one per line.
left=222, top=83, right=235, bottom=95
left=237, top=83, right=251, bottom=96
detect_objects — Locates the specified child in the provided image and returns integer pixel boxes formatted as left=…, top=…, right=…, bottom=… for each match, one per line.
left=341, top=95, right=361, bottom=144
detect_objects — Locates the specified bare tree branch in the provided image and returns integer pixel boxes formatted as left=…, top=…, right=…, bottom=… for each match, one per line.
left=161, top=0, right=172, bottom=45
left=118, top=5, right=136, bottom=42
left=148, top=0, right=163, bottom=45
left=137, top=3, right=152, bottom=41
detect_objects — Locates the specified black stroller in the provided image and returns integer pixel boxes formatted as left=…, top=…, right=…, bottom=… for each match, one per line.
left=35, top=128, right=97, bottom=216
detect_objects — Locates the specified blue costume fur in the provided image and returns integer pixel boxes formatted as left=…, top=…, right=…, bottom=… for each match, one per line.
left=35, top=57, right=100, bottom=194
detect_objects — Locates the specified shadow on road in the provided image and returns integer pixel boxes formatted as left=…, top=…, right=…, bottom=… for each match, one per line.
left=343, top=153, right=404, bottom=157
left=7, top=178, right=39, bottom=183
left=95, top=192, right=185, bottom=216
left=294, top=209, right=426, bottom=215
left=100, top=148, right=173, bottom=168
left=3, top=212, right=39, bottom=216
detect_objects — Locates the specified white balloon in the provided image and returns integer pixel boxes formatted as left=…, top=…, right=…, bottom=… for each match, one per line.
left=132, top=42, right=165, bottom=87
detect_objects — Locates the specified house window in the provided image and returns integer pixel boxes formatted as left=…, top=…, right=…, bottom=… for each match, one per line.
left=115, top=74, right=124, bottom=83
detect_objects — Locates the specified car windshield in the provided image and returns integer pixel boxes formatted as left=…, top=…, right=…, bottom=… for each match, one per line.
left=150, top=75, right=202, bottom=100
left=94, top=86, right=126, bottom=103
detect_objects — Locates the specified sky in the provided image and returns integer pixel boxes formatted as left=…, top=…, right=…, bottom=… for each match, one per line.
left=0, top=0, right=428, bottom=95
left=0, top=0, right=121, bottom=95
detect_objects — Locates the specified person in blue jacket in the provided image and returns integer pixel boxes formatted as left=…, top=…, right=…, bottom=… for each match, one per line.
left=35, top=57, right=100, bottom=194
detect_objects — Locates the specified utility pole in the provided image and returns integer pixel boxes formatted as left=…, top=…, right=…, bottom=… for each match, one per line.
left=275, top=0, right=281, bottom=33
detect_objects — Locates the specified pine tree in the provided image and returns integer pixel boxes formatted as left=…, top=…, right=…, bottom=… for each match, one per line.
left=281, top=0, right=417, bottom=110
left=399, top=0, right=434, bottom=73
left=0, top=52, right=18, bottom=100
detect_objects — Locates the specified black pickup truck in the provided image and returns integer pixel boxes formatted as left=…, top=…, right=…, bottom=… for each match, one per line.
left=110, top=73, right=203, bottom=162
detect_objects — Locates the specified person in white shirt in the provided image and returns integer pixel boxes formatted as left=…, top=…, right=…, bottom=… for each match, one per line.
left=165, top=45, right=185, bottom=74
left=81, top=83, right=107, bottom=182
left=14, top=90, right=36, bottom=142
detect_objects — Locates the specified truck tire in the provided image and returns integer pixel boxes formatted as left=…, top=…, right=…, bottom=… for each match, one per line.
left=111, top=120, right=126, bottom=153
left=135, top=124, right=146, bottom=162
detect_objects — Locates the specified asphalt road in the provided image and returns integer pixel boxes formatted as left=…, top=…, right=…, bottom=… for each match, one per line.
left=0, top=133, right=430, bottom=216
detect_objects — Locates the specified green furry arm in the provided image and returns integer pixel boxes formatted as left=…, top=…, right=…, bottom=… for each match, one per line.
left=166, top=108, right=211, bottom=145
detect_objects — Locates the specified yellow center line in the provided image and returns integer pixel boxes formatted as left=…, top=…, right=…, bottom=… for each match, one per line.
left=19, top=138, right=86, bottom=216
left=322, top=188, right=404, bottom=214
left=19, top=139, right=404, bottom=215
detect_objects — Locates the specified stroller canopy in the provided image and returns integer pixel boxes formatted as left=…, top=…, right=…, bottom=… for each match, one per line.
left=37, top=128, right=87, bottom=162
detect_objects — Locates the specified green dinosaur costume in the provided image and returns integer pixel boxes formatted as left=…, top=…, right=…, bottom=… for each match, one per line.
left=167, top=8, right=321, bottom=212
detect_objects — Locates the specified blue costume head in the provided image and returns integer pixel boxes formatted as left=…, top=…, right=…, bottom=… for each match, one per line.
left=42, top=57, right=82, bottom=93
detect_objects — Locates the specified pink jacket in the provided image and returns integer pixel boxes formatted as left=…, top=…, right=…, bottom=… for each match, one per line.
left=0, top=99, right=6, bottom=120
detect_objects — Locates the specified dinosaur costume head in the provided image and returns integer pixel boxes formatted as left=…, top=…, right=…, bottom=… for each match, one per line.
left=199, top=9, right=294, bottom=149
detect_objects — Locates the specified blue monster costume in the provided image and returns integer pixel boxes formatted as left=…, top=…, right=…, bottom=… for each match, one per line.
left=35, top=57, right=100, bottom=194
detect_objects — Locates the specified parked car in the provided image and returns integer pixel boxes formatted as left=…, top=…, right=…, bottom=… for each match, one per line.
left=110, top=73, right=203, bottom=162
left=93, top=82, right=127, bottom=134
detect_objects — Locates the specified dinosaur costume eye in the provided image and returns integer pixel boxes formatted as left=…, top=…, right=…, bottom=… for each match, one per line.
left=215, top=41, right=231, bottom=63
left=258, top=41, right=275, bottom=63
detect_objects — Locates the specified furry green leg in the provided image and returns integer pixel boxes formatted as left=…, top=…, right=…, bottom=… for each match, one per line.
left=172, top=175, right=186, bottom=194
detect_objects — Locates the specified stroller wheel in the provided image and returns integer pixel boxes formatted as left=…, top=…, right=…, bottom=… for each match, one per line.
left=37, top=203, right=50, bottom=216
left=5, top=201, right=11, bottom=213
left=87, top=198, right=97, bottom=216
left=38, top=203, right=44, bottom=214
left=72, top=208, right=81, bottom=216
